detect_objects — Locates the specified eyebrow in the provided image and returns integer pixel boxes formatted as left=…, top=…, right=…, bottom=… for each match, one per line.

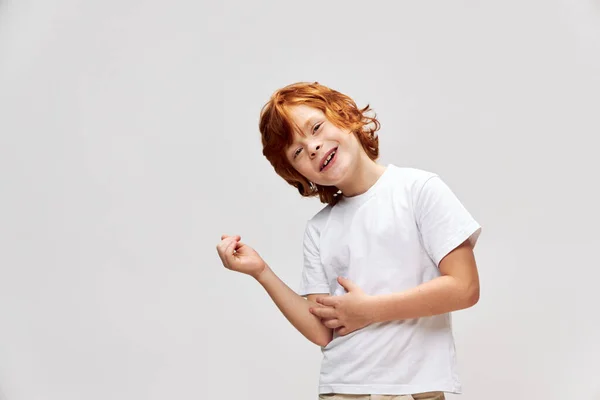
left=289, top=112, right=324, bottom=155
left=302, top=117, right=316, bottom=131
left=289, top=117, right=316, bottom=151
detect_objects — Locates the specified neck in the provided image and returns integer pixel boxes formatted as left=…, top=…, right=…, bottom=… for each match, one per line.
left=338, top=154, right=387, bottom=198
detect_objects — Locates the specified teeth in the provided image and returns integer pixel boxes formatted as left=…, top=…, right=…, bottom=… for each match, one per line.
left=322, top=151, right=336, bottom=169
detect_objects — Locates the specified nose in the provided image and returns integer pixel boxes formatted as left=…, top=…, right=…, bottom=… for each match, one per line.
left=309, top=143, right=321, bottom=158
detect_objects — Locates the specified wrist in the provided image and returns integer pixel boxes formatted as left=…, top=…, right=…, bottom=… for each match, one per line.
left=254, top=263, right=271, bottom=284
left=367, top=294, right=384, bottom=324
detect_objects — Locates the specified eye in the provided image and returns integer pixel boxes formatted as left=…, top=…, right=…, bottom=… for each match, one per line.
left=293, top=148, right=302, bottom=159
left=313, top=123, right=322, bottom=134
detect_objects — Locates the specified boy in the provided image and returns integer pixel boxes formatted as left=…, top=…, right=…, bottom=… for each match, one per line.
left=216, top=82, right=482, bottom=400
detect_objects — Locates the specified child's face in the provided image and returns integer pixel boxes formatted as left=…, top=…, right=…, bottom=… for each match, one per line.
left=285, top=104, right=363, bottom=188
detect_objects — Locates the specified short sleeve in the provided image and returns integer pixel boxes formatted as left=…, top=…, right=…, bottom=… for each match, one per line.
left=297, top=221, right=330, bottom=297
left=414, top=174, right=482, bottom=266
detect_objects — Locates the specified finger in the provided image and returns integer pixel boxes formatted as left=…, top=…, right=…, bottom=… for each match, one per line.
left=337, top=276, right=358, bottom=292
left=323, top=319, right=342, bottom=329
left=316, top=296, right=336, bottom=307
left=337, top=326, right=350, bottom=336
left=233, top=240, right=246, bottom=253
left=219, top=238, right=240, bottom=269
left=216, top=240, right=231, bottom=263
left=309, top=306, right=336, bottom=319
left=225, top=239, right=238, bottom=258
left=225, top=236, right=240, bottom=248
left=221, top=234, right=241, bottom=241
left=231, top=241, right=250, bottom=259
left=216, top=237, right=238, bottom=257
left=216, top=236, right=234, bottom=250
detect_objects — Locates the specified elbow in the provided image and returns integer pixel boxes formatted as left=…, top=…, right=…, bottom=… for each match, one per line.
left=310, top=335, right=329, bottom=347
left=313, top=329, right=333, bottom=348
left=464, top=282, right=480, bottom=308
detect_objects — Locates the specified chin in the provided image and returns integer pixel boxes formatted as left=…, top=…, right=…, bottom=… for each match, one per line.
left=318, top=174, right=344, bottom=189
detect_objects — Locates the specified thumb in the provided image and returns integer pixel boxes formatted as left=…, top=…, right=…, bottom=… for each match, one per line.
left=337, top=276, right=358, bottom=292
left=221, top=234, right=241, bottom=241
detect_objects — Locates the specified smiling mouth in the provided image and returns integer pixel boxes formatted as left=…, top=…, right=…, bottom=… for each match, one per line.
left=320, top=148, right=337, bottom=171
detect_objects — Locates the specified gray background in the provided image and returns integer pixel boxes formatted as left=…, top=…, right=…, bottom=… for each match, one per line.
left=1, top=1, right=599, bottom=399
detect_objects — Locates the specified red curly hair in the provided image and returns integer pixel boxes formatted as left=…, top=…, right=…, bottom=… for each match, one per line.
left=259, top=82, right=381, bottom=205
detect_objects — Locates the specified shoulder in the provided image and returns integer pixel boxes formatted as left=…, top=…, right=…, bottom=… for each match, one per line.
left=304, top=203, right=333, bottom=238
left=310, top=203, right=333, bottom=223
left=386, top=164, right=440, bottom=193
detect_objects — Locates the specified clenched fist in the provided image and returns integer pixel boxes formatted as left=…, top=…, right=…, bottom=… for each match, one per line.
left=216, top=234, right=267, bottom=280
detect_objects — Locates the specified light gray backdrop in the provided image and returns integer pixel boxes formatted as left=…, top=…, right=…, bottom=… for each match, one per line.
left=1, top=1, right=599, bottom=400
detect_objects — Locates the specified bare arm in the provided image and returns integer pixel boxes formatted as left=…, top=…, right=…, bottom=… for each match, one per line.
left=369, top=239, right=480, bottom=322
left=310, top=240, right=480, bottom=335
left=217, top=234, right=333, bottom=347
left=256, top=265, right=333, bottom=347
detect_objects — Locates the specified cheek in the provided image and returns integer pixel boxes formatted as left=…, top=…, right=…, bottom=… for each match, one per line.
left=345, top=132, right=361, bottom=149
left=293, top=160, right=312, bottom=176
left=334, top=127, right=353, bottom=143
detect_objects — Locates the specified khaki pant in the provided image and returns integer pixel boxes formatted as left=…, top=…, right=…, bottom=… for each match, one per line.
left=319, top=392, right=445, bottom=400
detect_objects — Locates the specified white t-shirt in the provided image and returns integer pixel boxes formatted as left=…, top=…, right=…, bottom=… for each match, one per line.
left=298, top=164, right=482, bottom=395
